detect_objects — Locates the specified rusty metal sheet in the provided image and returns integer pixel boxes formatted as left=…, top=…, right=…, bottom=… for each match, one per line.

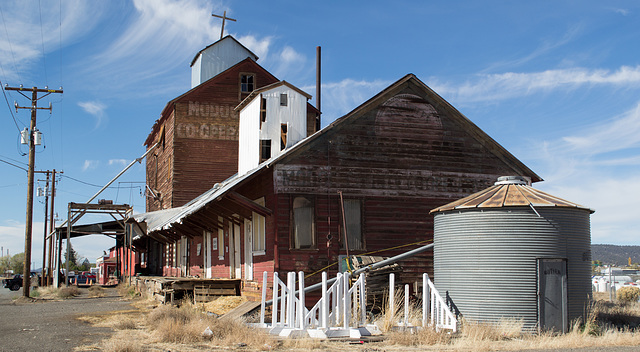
left=478, top=184, right=508, bottom=208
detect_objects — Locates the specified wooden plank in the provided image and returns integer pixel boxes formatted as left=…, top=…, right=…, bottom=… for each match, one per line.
left=220, top=301, right=261, bottom=321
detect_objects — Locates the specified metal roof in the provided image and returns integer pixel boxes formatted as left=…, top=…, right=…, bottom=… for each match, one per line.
left=430, top=177, right=594, bottom=213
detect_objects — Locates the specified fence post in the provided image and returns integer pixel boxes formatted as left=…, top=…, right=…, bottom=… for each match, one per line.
left=343, top=271, right=351, bottom=329
left=422, top=273, right=429, bottom=327
left=287, top=272, right=295, bottom=328
left=260, top=271, right=267, bottom=325
left=359, top=273, right=366, bottom=325
left=404, top=284, right=409, bottom=327
left=336, top=273, right=343, bottom=323
left=321, top=271, right=328, bottom=329
left=389, top=273, right=395, bottom=320
left=272, top=272, right=279, bottom=326
left=298, top=271, right=305, bottom=329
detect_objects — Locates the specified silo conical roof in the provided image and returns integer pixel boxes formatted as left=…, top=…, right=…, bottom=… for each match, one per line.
left=430, top=176, right=594, bottom=214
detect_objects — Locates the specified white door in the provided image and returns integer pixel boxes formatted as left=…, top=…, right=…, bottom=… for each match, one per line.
left=244, top=219, right=253, bottom=280
left=204, top=231, right=212, bottom=279
left=234, top=223, right=242, bottom=279
left=228, top=222, right=235, bottom=278
left=180, top=236, right=188, bottom=276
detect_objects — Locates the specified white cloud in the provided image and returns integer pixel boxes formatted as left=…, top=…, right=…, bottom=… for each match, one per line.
left=560, top=103, right=640, bottom=155
left=0, top=1, right=105, bottom=82
left=237, top=35, right=272, bottom=61
left=78, top=101, right=107, bottom=129
left=82, top=0, right=224, bottom=92
left=432, top=66, right=640, bottom=103
left=0, top=220, right=44, bottom=268
left=312, top=79, right=391, bottom=126
left=525, top=99, right=640, bottom=246
left=108, top=159, right=129, bottom=167
left=82, top=160, right=99, bottom=171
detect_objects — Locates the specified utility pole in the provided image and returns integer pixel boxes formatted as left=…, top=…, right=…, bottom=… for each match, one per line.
left=4, top=85, right=63, bottom=297
left=48, top=169, right=57, bottom=285
left=40, top=171, right=50, bottom=286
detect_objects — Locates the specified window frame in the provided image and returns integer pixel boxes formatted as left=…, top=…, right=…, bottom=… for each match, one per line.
left=252, top=197, right=266, bottom=256
left=239, top=73, right=256, bottom=95
left=290, top=195, right=317, bottom=250
left=260, top=139, right=271, bottom=163
left=340, top=198, right=365, bottom=251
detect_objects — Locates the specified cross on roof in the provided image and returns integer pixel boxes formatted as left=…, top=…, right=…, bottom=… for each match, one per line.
left=212, top=10, right=236, bottom=39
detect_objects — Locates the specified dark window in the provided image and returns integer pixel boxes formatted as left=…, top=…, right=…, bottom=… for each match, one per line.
left=260, top=97, right=267, bottom=125
left=341, top=199, right=363, bottom=250
left=292, top=196, right=315, bottom=249
left=280, top=93, right=288, bottom=106
left=260, top=139, right=271, bottom=162
left=241, top=74, right=255, bottom=93
left=280, top=123, right=288, bottom=150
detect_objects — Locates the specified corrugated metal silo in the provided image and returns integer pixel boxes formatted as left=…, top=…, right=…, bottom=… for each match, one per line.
left=431, top=176, right=594, bottom=332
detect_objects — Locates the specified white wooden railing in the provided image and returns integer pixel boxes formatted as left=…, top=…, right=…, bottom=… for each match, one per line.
left=256, top=270, right=456, bottom=337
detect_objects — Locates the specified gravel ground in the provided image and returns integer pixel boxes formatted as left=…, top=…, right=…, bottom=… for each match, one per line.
left=0, top=285, right=134, bottom=352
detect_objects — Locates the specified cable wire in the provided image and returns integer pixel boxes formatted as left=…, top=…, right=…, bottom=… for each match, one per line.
left=0, top=157, right=28, bottom=172
left=1, top=80, right=23, bottom=132
left=38, top=0, right=48, bottom=85
left=0, top=4, right=22, bottom=83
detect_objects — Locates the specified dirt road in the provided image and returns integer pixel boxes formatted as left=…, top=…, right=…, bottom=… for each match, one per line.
left=0, top=286, right=133, bottom=352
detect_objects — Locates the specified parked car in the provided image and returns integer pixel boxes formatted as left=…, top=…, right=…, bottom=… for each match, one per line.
left=75, top=272, right=97, bottom=285
left=3, top=274, right=23, bottom=291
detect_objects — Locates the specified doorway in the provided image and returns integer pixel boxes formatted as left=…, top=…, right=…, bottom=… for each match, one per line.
left=538, top=258, right=568, bottom=333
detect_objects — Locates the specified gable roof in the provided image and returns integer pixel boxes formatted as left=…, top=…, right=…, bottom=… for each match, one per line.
left=234, top=80, right=313, bottom=112
left=190, top=35, right=259, bottom=67
left=138, top=74, right=541, bottom=237
left=144, top=57, right=278, bottom=146
left=277, top=73, right=542, bottom=182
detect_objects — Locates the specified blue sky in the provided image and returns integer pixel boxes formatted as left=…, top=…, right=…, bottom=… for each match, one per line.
left=1, top=1, right=639, bottom=265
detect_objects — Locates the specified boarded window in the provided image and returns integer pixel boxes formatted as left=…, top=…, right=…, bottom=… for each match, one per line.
left=280, top=123, right=288, bottom=150
left=260, top=140, right=271, bottom=162
left=292, top=196, right=315, bottom=249
left=280, top=93, right=288, bottom=106
left=341, top=199, right=363, bottom=250
left=252, top=198, right=266, bottom=253
left=240, top=74, right=255, bottom=93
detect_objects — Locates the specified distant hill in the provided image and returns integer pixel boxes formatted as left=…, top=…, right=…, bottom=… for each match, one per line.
left=591, top=244, right=640, bottom=266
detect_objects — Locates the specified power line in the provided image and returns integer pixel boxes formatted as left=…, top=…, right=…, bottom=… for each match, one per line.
left=0, top=4, right=22, bottom=83
left=0, top=157, right=28, bottom=172
left=60, top=174, right=102, bottom=188
left=0, top=153, right=27, bottom=166
left=38, top=0, right=48, bottom=85
left=1, top=80, right=24, bottom=132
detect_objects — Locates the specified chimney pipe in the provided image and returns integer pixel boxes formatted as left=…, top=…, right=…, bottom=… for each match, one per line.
left=316, top=46, right=321, bottom=115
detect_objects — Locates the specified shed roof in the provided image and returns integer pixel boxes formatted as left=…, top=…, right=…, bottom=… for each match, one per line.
left=430, top=178, right=594, bottom=213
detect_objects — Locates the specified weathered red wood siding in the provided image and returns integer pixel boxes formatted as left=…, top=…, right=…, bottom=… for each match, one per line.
left=146, top=58, right=279, bottom=212
left=269, top=85, right=537, bottom=287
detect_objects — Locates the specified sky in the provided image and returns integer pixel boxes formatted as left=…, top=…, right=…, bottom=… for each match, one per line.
left=0, top=1, right=639, bottom=266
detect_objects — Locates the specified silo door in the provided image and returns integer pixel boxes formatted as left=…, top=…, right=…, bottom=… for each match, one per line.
left=537, top=258, right=568, bottom=333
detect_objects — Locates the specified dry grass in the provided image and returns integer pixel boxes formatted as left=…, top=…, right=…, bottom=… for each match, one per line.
left=202, top=295, right=247, bottom=315
left=74, top=288, right=640, bottom=352
left=117, top=284, right=140, bottom=300
left=88, top=286, right=105, bottom=298
left=30, top=286, right=80, bottom=299
left=145, top=302, right=273, bottom=348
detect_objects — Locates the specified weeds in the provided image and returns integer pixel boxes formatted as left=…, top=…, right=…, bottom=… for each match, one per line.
left=118, top=284, right=140, bottom=299
left=88, top=286, right=105, bottom=298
